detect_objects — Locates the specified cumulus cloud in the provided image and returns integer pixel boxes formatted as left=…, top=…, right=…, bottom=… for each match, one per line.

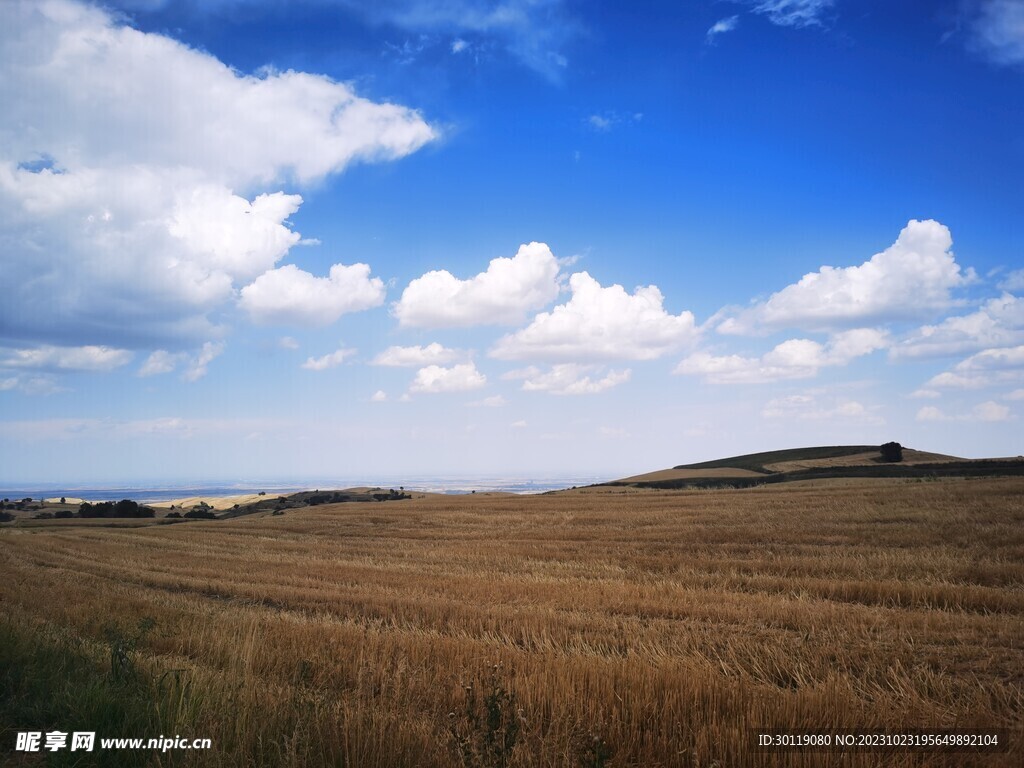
left=138, top=343, right=224, bottom=381
left=968, top=0, right=1024, bottom=66
left=707, top=15, right=740, bottom=42
left=491, top=271, right=696, bottom=362
left=955, top=344, right=1024, bottom=370
left=676, top=328, right=888, bottom=384
left=409, top=362, right=486, bottom=393
left=0, top=0, right=434, bottom=349
left=371, top=343, right=461, bottom=367
left=239, top=263, right=386, bottom=326
left=167, top=188, right=303, bottom=282
left=371, top=390, right=388, bottom=402
left=999, top=269, right=1024, bottom=291
left=923, top=345, right=1024, bottom=391
left=394, top=242, right=560, bottom=328
left=917, top=401, right=1012, bottom=422
left=762, top=394, right=884, bottom=425
left=513, top=364, right=631, bottom=395
left=890, top=293, right=1024, bottom=360
left=302, top=347, right=357, bottom=371
left=718, top=220, right=973, bottom=334
left=1, top=344, right=133, bottom=372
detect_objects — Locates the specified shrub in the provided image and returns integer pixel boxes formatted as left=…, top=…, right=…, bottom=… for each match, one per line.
left=880, top=441, right=903, bottom=462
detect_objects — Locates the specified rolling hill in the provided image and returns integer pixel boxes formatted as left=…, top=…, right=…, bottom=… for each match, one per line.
left=607, top=445, right=1024, bottom=489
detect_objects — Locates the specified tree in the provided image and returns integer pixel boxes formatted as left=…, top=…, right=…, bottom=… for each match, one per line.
left=880, top=442, right=903, bottom=463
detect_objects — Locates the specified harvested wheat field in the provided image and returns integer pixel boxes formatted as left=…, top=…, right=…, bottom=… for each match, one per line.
left=1, top=477, right=1022, bottom=767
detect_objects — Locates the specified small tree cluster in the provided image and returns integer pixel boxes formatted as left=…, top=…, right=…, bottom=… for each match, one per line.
left=79, top=500, right=156, bottom=518
left=880, top=442, right=904, bottom=463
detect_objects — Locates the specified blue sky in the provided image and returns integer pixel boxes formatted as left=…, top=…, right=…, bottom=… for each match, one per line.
left=1, top=0, right=1022, bottom=484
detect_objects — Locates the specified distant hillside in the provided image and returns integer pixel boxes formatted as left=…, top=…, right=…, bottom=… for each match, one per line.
left=607, top=445, right=1023, bottom=490
left=674, top=445, right=880, bottom=474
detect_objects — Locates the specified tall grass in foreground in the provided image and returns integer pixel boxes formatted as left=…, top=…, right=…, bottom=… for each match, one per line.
left=0, top=478, right=1021, bottom=766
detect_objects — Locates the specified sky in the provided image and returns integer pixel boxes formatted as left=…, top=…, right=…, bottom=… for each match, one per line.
left=1, top=0, right=1022, bottom=485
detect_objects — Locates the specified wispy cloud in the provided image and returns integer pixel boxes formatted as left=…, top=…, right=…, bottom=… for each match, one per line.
left=741, top=0, right=835, bottom=28
left=706, top=15, right=740, bottom=43
left=968, top=0, right=1024, bottom=66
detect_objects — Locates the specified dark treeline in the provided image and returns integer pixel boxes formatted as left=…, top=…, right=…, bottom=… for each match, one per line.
left=78, top=499, right=155, bottom=518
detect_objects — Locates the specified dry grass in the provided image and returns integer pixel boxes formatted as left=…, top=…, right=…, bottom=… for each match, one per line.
left=762, top=449, right=961, bottom=473
left=1, top=477, right=1022, bottom=767
left=615, top=467, right=767, bottom=482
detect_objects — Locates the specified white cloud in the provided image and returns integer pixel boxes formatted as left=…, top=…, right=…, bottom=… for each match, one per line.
left=762, top=394, right=884, bottom=425
left=975, top=400, right=1011, bottom=421
left=954, top=344, right=1024, bottom=371
left=182, top=341, right=224, bottom=382
left=394, top=242, right=560, bottom=328
left=139, top=350, right=184, bottom=377
left=718, top=220, right=973, bottom=334
left=409, top=362, right=486, bottom=393
left=371, top=342, right=461, bottom=367
left=138, top=344, right=223, bottom=380
left=676, top=328, right=888, bottom=384
left=999, top=269, right=1024, bottom=291
left=510, top=419, right=527, bottom=428
left=167, top=188, right=303, bottom=283
left=707, top=15, right=740, bottom=42
left=890, top=293, right=1024, bottom=360
left=910, top=388, right=942, bottom=399
left=338, top=0, right=577, bottom=80
left=515, top=364, right=631, bottom=395
left=740, top=0, right=834, bottom=28
left=924, top=345, right=1024, bottom=390
left=239, top=263, right=385, bottom=326
left=585, top=111, right=643, bottom=132
left=492, top=271, right=696, bottom=362
left=916, top=405, right=947, bottom=422
left=0, top=373, right=64, bottom=395
left=371, top=390, right=388, bottom=402
left=1005, top=388, right=1024, bottom=400
left=969, top=0, right=1024, bottom=66
left=0, top=0, right=434, bottom=349
left=1, top=344, right=133, bottom=372
left=302, top=347, right=356, bottom=371
left=278, top=336, right=300, bottom=350
left=926, top=372, right=991, bottom=389
left=451, top=38, right=469, bottom=53
left=917, top=401, right=1012, bottom=422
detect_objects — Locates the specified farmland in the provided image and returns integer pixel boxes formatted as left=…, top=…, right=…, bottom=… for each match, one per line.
left=1, top=477, right=1022, bottom=766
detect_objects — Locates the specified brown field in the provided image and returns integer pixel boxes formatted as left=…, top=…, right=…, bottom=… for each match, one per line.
left=1, top=478, right=1022, bottom=767
left=761, top=449, right=963, bottom=473
left=615, top=467, right=768, bottom=483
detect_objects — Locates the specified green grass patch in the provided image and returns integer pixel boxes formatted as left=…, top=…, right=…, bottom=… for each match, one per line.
left=0, top=618, right=202, bottom=767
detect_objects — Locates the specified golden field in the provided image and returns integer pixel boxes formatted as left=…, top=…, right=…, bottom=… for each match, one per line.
left=1, top=477, right=1022, bottom=767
